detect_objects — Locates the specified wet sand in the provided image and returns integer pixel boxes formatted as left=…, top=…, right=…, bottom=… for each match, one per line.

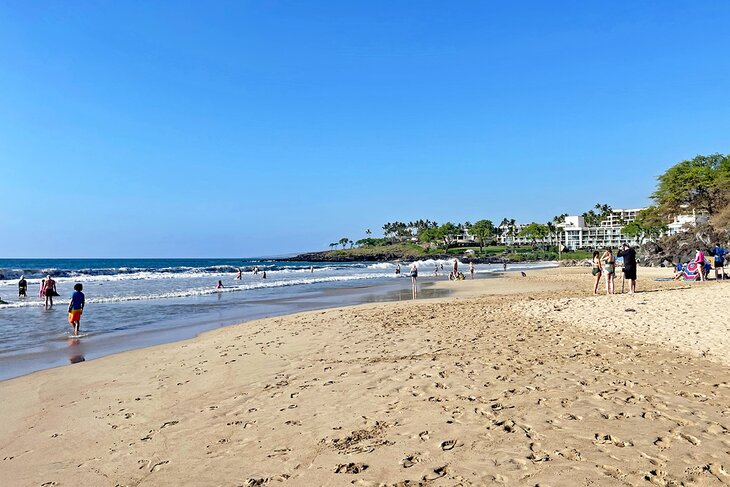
left=1, top=267, right=729, bottom=486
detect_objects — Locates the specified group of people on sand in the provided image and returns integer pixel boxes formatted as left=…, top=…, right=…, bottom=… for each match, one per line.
left=673, top=242, right=728, bottom=281
left=592, top=241, right=730, bottom=293
left=591, top=243, right=637, bottom=295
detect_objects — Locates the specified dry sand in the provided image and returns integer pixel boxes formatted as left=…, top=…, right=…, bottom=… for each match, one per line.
left=1, top=267, right=729, bottom=486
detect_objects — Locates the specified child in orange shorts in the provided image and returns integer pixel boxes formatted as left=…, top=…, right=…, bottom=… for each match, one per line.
left=68, top=283, right=85, bottom=336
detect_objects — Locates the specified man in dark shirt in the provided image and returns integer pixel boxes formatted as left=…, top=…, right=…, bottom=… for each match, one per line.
left=617, top=243, right=637, bottom=294
left=18, top=276, right=27, bottom=297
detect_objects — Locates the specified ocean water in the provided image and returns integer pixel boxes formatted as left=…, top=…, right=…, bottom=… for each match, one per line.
left=0, top=258, right=551, bottom=379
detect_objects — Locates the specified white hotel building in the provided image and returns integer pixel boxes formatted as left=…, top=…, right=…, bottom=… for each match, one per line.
left=498, top=208, right=706, bottom=250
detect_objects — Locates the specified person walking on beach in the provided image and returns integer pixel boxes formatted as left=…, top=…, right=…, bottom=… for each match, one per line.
left=409, top=263, right=418, bottom=297
left=18, top=275, right=27, bottom=298
left=601, top=247, right=616, bottom=294
left=617, top=243, right=637, bottom=294
left=469, top=261, right=475, bottom=279
left=591, top=251, right=603, bottom=294
left=712, top=242, right=727, bottom=280
left=693, top=246, right=706, bottom=281
left=44, top=275, right=57, bottom=308
left=452, top=259, right=458, bottom=277
left=67, top=283, right=85, bottom=336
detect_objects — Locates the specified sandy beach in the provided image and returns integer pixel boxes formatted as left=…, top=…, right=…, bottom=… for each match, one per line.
left=2, top=267, right=729, bottom=486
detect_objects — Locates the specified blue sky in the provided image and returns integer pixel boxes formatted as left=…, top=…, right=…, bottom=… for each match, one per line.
left=2, top=1, right=729, bottom=257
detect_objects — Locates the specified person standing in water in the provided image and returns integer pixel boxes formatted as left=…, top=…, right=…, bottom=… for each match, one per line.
left=262, top=271, right=267, bottom=279
left=235, top=268, right=242, bottom=280
left=469, top=261, right=475, bottom=279
left=452, top=259, right=459, bottom=278
left=410, top=263, right=418, bottom=297
left=18, top=275, right=27, bottom=297
left=44, top=275, right=57, bottom=308
left=67, top=283, right=85, bottom=336
left=216, top=280, right=224, bottom=289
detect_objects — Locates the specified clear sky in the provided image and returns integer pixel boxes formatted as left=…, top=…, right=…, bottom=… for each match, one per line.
left=2, top=1, right=729, bottom=258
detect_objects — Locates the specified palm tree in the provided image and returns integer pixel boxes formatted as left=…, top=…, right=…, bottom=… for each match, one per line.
left=339, top=237, right=349, bottom=249
left=329, top=243, right=337, bottom=251
left=509, top=219, right=517, bottom=249
left=366, top=229, right=372, bottom=236
left=546, top=221, right=556, bottom=248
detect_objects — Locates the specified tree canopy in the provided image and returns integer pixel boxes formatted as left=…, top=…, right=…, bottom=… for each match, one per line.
left=652, top=153, right=730, bottom=216
left=469, top=220, right=495, bottom=251
left=519, top=223, right=549, bottom=246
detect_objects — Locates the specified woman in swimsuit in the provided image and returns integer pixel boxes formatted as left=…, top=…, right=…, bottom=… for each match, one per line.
left=601, top=247, right=616, bottom=295
left=591, top=251, right=603, bottom=295
left=693, top=246, right=706, bottom=281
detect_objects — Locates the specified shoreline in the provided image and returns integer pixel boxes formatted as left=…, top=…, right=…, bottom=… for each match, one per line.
left=2, top=267, right=728, bottom=486
left=0, top=277, right=453, bottom=382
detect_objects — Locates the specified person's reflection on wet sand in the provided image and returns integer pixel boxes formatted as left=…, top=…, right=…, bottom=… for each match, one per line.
left=67, top=338, right=86, bottom=364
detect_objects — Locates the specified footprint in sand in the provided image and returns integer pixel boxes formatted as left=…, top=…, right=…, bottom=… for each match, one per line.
left=594, top=433, right=633, bottom=448
left=246, top=478, right=267, bottom=486
left=334, top=462, right=369, bottom=474
left=440, top=439, right=457, bottom=451
left=401, top=454, right=421, bottom=468
left=418, top=431, right=430, bottom=441
left=422, top=466, right=447, bottom=481
left=600, top=464, right=626, bottom=480
left=150, top=460, right=169, bottom=472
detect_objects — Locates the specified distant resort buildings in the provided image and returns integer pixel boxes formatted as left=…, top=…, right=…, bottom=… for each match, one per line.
left=494, top=208, right=707, bottom=250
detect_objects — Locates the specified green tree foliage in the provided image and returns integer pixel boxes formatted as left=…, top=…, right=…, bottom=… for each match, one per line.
left=621, top=206, right=668, bottom=244
left=355, top=237, right=389, bottom=247
left=418, top=227, right=439, bottom=247
left=582, top=204, right=612, bottom=227
left=519, top=223, right=549, bottom=247
left=469, top=220, right=495, bottom=252
left=338, top=237, right=350, bottom=249
left=621, top=222, right=645, bottom=243
left=652, top=153, right=730, bottom=216
left=436, top=222, right=459, bottom=252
